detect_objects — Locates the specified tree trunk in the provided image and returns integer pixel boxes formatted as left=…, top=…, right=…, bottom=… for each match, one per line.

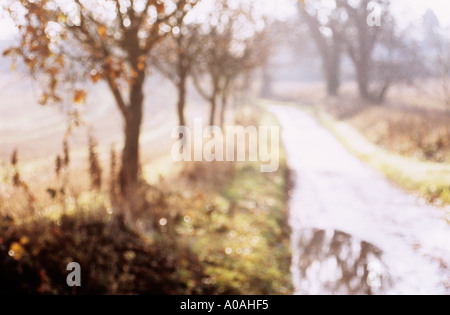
left=177, top=75, right=187, bottom=126
left=120, top=77, right=144, bottom=194
left=375, top=82, right=390, bottom=104
left=260, top=66, right=272, bottom=98
left=209, top=95, right=217, bottom=126
left=301, top=7, right=342, bottom=97
left=219, top=90, right=228, bottom=127
left=356, top=62, right=371, bottom=101
left=325, top=60, right=340, bottom=96
left=324, top=41, right=341, bottom=96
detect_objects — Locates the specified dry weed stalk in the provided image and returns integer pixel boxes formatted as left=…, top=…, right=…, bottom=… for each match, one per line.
left=10, top=149, right=36, bottom=205
left=55, top=155, right=62, bottom=178
left=63, top=139, right=70, bottom=167
left=88, top=134, right=102, bottom=190
left=110, top=143, right=118, bottom=200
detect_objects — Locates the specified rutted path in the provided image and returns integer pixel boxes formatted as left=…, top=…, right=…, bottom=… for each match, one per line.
left=270, top=105, right=450, bottom=295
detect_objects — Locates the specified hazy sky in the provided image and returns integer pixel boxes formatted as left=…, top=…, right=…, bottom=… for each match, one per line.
left=391, top=0, right=450, bottom=28
left=0, top=0, right=448, bottom=40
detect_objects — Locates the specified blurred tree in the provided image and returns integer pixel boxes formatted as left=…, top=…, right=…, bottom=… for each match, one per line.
left=422, top=9, right=441, bottom=48
left=216, top=28, right=271, bottom=127
left=151, top=23, right=201, bottom=127
left=3, top=0, right=198, bottom=194
left=422, top=10, right=450, bottom=110
left=334, top=0, right=423, bottom=103
left=259, top=19, right=302, bottom=98
left=298, top=0, right=345, bottom=96
left=336, top=0, right=389, bottom=102
left=192, top=1, right=271, bottom=126
left=434, top=35, right=450, bottom=110
left=370, top=20, right=424, bottom=103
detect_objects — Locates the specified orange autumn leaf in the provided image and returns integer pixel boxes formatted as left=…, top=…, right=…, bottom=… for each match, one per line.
left=97, top=25, right=107, bottom=38
left=55, top=54, right=64, bottom=67
left=20, top=236, right=30, bottom=245
left=48, top=67, right=59, bottom=76
left=90, top=71, right=103, bottom=83
left=39, top=93, right=49, bottom=105
left=156, top=3, right=165, bottom=14
left=58, top=14, right=67, bottom=23
left=137, top=62, right=145, bottom=71
left=9, top=242, right=25, bottom=260
left=2, top=48, right=14, bottom=56
left=196, top=191, right=205, bottom=200
left=73, top=90, right=87, bottom=104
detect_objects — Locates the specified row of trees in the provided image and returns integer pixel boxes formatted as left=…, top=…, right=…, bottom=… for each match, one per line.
left=423, top=9, right=450, bottom=110
left=2, top=0, right=271, bottom=194
left=298, top=0, right=424, bottom=103
left=152, top=1, right=270, bottom=127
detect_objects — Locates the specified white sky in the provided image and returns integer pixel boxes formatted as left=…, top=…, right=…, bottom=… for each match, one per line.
left=391, top=0, right=450, bottom=28
left=0, top=0, right=448, bottom=40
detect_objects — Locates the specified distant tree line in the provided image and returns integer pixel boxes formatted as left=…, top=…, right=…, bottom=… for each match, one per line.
left=297, top=0, right=448, bottom=105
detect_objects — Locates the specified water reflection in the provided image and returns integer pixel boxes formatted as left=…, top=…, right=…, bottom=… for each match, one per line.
left=294, top=228, right=392, bottom=295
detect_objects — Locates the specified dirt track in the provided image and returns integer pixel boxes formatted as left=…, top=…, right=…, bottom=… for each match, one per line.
left=270, top=105, right=450, bottom=295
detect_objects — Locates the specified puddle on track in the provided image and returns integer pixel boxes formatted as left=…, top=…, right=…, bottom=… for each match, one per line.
left=293, top=228, right=391, bottom=295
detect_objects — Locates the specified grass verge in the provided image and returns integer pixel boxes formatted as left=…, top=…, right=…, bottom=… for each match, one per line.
left=297, top=103, right=450, bottom=220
